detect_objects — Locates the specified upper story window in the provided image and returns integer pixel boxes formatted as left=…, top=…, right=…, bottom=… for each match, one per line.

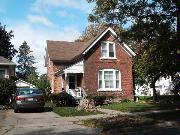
left=101, top=41, right=116, bottom=59
left=98, top=69, right=121, bottom=91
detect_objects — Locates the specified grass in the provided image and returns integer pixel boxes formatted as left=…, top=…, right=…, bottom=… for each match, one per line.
left=82, top=110, right=180, bottom=132
left=81, top=96, right=180, bottom=133
left=102, top=96, right=180, bottom=112
left=45, top=102, right=102, bottom=117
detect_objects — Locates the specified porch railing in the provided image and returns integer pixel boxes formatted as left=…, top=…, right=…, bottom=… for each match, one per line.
left=67, top=87, right=87, bottom=99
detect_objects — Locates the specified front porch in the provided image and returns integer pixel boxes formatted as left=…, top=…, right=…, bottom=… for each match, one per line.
left=63, top=73, right=86, bottom=98
left=56, top=61, right=86, bottom=98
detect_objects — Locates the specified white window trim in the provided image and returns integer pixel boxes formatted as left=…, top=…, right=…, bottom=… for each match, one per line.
left=100, top=41, right=116, bottom=59
left=98, top=69, right=121, bottom=91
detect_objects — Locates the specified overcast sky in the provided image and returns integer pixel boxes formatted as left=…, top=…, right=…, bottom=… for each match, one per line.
left=0, top=0, right=94, bottom=74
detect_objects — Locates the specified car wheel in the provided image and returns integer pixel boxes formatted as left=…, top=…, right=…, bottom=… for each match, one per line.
left=40, top=107, right=44, bottom=112
left=14, top=109, right=18, bottom=113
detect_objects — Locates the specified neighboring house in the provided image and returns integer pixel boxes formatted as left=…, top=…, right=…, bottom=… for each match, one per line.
left=0, top=56, right=16, bottom=79
left=15, top=79, right=36, bottom=88
left=45, top=26, right=136, bottom=100
left=135, top=77, right=174, bottom=96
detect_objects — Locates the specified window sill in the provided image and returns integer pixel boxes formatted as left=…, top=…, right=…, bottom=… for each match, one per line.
left=100, top=57, right=117, bottom=60
left=97, top=89, right=122, bottom=92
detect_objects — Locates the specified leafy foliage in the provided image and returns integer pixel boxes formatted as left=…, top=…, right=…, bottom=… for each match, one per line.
left=87, top=0, right=180, bottom=101
left=0, top=23, right=17, bottom=60
left=171, top=74, right=180, bottom=95
left=75, top=23, right=124, bottom=42
left=35, top=74, right=51, bottom=100
left=26, top=73, right=51, bottom=100
left=16, top=41, right=36, bottom=79
left=0, top=79, right=16, bottom=105
left=75, top=23, right=107, bottom=42
left=26, top=67, right=39, bottom=85
left=50, top=92, right=77, bottom=107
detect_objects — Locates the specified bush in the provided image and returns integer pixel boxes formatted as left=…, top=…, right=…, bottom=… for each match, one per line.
left=86, top=95, right=115, bottom=106
left=50, top=92, right=76, bottom=107
left=121, top=99, right=132, bottom=103
left=138, top=96, right=153, bottom=101
left=0, top=79, right=16, bottom=105
left=93, top=95, right=107, bottom=106
left=86, top=95, right=107, bottom=106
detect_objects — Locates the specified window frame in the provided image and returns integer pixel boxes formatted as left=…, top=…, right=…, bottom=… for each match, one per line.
left=98, top=69, right=121, bottom=91
left=100, top=41, right=116, bottom=59
left=0, top=68, right=7, bottom=78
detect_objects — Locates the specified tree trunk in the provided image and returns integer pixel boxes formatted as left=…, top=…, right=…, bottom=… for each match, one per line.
left=152, top=82, right=157, bottom=102
left=150, top=79, right=158, bottom=102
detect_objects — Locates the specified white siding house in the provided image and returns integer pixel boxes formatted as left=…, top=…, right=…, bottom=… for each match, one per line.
left=135, top=77, right=174, bottom=96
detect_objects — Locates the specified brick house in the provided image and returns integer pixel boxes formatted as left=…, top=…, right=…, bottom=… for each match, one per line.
left=45, top=26, right=136, bottom=100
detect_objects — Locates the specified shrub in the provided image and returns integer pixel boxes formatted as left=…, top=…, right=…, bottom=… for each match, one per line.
left=138, top=96, right=153, bottom=102
left=93, top=95, right=107, bottom=106
left=50, top=92, right=76, bottom=107
left=121, top=99, right=132, bottom=103
left=0, top=78, right=16, bottom=105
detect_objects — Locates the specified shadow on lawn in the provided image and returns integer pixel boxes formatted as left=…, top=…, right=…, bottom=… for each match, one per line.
left=84, top=110, right=180, bottom=135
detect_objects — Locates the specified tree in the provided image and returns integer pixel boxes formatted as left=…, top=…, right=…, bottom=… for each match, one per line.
left=26, top=73, right=51, bottom=100
left=75, top=23, right=124, bottom=42
left=16, top=41, right=36, bottom=79
left=26, top=67, right=39, bottom=85
left=36, top=74, right=51, bottom=99
left=0, top=23, right=17, bottom=60
left=87, top=0, right=180, bottom=101
left=75, top=23, right=107, bottom=42
left=0, top=78, right=16, bottom=105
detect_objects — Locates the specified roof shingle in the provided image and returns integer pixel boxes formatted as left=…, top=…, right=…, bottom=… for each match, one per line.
left=47, top=26, right=108, bottom=62
left=0, top=56, right=16, bottom=65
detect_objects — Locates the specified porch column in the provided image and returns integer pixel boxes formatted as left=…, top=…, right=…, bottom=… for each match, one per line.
left=65, top=73, right=68, bottom=92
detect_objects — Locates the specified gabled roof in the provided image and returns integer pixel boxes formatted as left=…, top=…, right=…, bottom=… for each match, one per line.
left=15, top=79, right=36, bottom=88
left=46, top=26, right=135, bottom=63
left=0, top=56, right=16, bottom=65
left=47, top=41, right=84, bottom=62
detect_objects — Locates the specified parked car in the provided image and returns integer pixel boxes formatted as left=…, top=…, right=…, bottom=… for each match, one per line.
left=12, top=88, right=45, bottom=113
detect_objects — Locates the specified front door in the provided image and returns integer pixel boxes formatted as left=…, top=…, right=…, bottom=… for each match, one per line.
left=68, top=75, right=76, bottom=89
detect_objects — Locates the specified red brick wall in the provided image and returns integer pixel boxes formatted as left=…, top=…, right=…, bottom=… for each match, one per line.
left=47, top=58, right=66, bottom=93
left=83, top=33, right=134, bottom=100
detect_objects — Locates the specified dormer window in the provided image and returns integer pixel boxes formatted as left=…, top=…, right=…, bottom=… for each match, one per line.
left=101, top=41, right=116, bottom=59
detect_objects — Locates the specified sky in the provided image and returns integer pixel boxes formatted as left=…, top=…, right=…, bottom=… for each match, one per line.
left=0, top=0, right=94, bottom=74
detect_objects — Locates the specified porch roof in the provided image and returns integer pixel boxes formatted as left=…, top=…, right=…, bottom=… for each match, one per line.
left=55, top=61, right=84, bottom=76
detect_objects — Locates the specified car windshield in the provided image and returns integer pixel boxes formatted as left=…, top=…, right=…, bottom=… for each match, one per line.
left=17, top=88, right=43, bottom=95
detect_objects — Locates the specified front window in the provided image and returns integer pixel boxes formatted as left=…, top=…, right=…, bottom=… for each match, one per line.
left=101, top=41, right=115, bottom=58
left=0, top=69, right=5, bottom=78
left=98, top=69, right=121, bottom=90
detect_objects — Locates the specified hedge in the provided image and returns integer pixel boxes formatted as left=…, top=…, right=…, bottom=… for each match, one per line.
left=50, top=92, right=77, bottom=107
left=0, top=78, right=16, bottom=105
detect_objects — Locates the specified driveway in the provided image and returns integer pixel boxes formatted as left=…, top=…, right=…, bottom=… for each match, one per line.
left=0, top=110, right=100, bottom=135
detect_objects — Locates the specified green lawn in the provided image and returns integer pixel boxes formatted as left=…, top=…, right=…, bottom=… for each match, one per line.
left=82, top=110, right=180, bottom=131
left=45, top=102, right=102, bottom=117
left=102, top=100, right=180, bottom=112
